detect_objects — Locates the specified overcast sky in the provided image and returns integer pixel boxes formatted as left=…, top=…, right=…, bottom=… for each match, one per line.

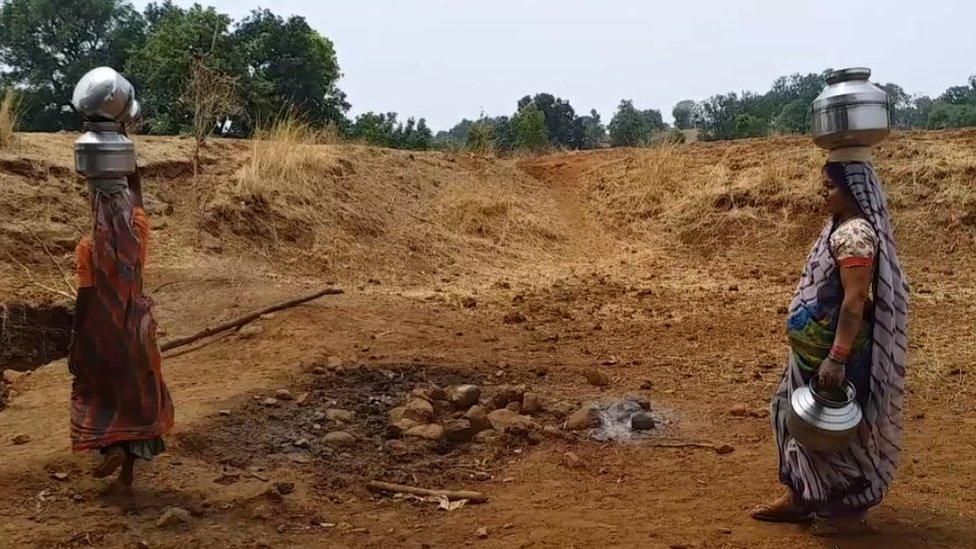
left=133, top=0, right=976, bottom=131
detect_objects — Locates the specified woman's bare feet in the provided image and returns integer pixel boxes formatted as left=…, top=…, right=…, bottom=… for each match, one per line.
left=750, top=491, right=813, bottom=523
left=92, top=446, right=126, bottom=478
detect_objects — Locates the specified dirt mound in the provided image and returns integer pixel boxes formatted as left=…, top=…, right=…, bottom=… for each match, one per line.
left=200, top=134, right=568, bottom=283
left=524, top=130, right=976, bottom=260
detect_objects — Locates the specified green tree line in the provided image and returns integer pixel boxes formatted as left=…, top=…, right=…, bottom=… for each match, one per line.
left=3, top=1, right=976, bottom=151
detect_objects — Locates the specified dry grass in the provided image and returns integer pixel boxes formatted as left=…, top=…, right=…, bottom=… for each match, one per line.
left=203, top=117, right=567, bottom=281
left=581, top=132, right=976, bottom=255
left=0, top=90, right=19, bottom=148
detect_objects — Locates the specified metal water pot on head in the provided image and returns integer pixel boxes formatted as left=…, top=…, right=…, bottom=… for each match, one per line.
left=811, top=67, right=890, bottom=150
left=71, top=67, right=140, bottom=185
left=786, top=378, right=862, bottom=453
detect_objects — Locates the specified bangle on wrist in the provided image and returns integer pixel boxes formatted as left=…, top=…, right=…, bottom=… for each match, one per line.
left=829, top=344, right=850, bottom=360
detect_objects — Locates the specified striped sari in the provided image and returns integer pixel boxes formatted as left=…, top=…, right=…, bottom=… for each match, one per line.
left=772, top=162, right=908, bottom=514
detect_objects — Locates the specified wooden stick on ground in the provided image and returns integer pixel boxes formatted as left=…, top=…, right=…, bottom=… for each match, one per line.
left=366, top=481, right=488, bottom=503
left=160, top=287, right=343, bottom=351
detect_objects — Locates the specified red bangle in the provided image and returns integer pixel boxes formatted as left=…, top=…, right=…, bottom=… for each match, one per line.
left=829, top=345, right=850, bottom=360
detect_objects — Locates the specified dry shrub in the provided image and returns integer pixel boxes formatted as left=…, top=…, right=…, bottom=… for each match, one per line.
left=0, top=90, right=19, bottom=148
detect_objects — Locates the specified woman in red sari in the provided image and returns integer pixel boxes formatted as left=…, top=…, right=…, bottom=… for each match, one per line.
left=70, top=170, right=174, bottom=487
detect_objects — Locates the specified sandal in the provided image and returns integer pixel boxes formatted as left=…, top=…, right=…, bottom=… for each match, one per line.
left=750, top=492, right=813, bottom=523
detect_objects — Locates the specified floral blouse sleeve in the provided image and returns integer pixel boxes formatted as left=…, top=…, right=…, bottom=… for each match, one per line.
left=830, top=217, right=877, bottom=268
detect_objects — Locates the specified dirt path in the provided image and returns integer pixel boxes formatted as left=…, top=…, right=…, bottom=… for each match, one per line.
left=2, top=146, right=976, bottom=548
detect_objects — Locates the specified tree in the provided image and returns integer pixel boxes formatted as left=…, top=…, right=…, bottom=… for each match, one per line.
left=578, top=109, right=606, bottom=149
left=608, top=99, right=666, bottom=147
left=513, top=102, right=548, bottom=152
left=182, top=58, right=241, bottom=172
left=733, top=113, right=766, bottom=138
left=772, top=99, right=810, bottom=134
left=672, top=100, right=699, bottom=130
left=927, top=102, right=976, bottom=129
left=466, top=117, right=495, bottom=153
left=126, top=3, right=241, bottom=134
left=233, top=9, right=348, bottom=132
left=517, top=93, right=581, bottom=148
left=0, top=0, right=146, bottom=131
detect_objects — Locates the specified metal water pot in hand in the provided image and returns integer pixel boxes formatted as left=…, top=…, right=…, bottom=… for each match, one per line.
left=811, top=67, right=890, bottom=150
left=786, top=379, right=863, bottom=453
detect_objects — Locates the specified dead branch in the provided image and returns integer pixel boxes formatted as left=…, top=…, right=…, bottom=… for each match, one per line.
left=366, top=481, right=488, bottom=503
left=159, top=287, right=343, bottom=351
left=3, top=250, right=75, bottom=301
left=26, top=227, right=75, bottom=297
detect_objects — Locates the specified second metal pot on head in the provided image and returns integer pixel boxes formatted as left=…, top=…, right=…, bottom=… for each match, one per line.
left=811, top=67, right=890, bottom=150
left=786, top=378, right=863, bottom=453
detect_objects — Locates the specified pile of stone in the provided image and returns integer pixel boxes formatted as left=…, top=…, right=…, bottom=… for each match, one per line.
left=386, top=383, right=546, bottom=443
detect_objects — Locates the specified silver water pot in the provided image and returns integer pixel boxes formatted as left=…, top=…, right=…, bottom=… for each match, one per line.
left=786, top=379, right=862, bottom=453
left=74, top=121, right=136, bottom=181
left=71, top=66, right=139, bottom=124
left=811, top=67, right=890, bottom=150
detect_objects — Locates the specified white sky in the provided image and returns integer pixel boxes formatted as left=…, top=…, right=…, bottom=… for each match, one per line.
left=132, top=0, right=976, bottom=131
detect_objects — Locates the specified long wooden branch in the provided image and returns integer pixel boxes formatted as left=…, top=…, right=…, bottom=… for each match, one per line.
left=366, top=481, right=488, bottom=503
left=160, top=288, right=343, bottom=351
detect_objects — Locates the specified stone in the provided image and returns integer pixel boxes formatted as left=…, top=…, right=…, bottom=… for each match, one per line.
left=275, top=389, right=294, bottom=401
left=326, top=408, right=354, bottom=422
left=251, top=504, right=273, bottom=520
left=502, top=311, right=526, bottom=324
left=487, top=385, right=524, bottom=410
left=476, top=526, right=489, bottom=539
left=2, top=369, right=26, bottom=384
left=521, top=392, right=542, bottom=414
left=11, top=433, right=30, bottom=445
left=52, top=472, right=69, bottom=481
left=264, top=487, right=284, bottom=503
left=156, top=507, right=190, bottom=528
left=547, top=400, right=575, bottom=417
left=443, top=419, right=473, bottom=442
left=487, top=409, right=538, bottom=433
left=237, top=323, right=263, bottom=339
left=729, top=404, right=749, bottom=417
left=505, top=401, right=522, bottom=413
left=275, top=482, right=295, bottom=495
left=749, top=408, right=769, bottom=419
left=218, top=409, right=232, bottom=416
left=473, top=429, right=500, bottom=444
left=388, top=406, right=407, bottom=422
left=624, top=394, right=651, bottom=411
left=583, top=369, right=611, bottom=387
left=296, top=392, right=311, bottom=406
left=716, top=444, right=735, bottom=455
left=446, top=384, right=481, bottom=410
left=564, top=407, right=600, bottom=431
left=406, top=423, right=445, bottom=440
left=630, top=412, right=656, bottom=431
left=640, top=379, right=654, bottom=390
left=293, top=438, right=310, bottom=449
left=464, top=405, right=491, bottom=433
left=312, top=366, right=327, bottom=375
left=261, top=398, right=279, bottom=408
left=403, top=398, right=434, bottom=422
left=322, top=431, right=356, bottom=446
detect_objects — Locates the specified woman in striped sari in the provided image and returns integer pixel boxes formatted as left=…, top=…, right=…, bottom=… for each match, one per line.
left=751, top=160, right=908, bottom=535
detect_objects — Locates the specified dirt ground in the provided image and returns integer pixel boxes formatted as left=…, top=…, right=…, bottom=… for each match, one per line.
left=1, top=131, right=975, bottom=548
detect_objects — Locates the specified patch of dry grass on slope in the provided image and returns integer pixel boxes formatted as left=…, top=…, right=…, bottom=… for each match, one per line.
left=582, top=131, right=976, bottom=256
left=202, top=119, right=567, bottom=281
